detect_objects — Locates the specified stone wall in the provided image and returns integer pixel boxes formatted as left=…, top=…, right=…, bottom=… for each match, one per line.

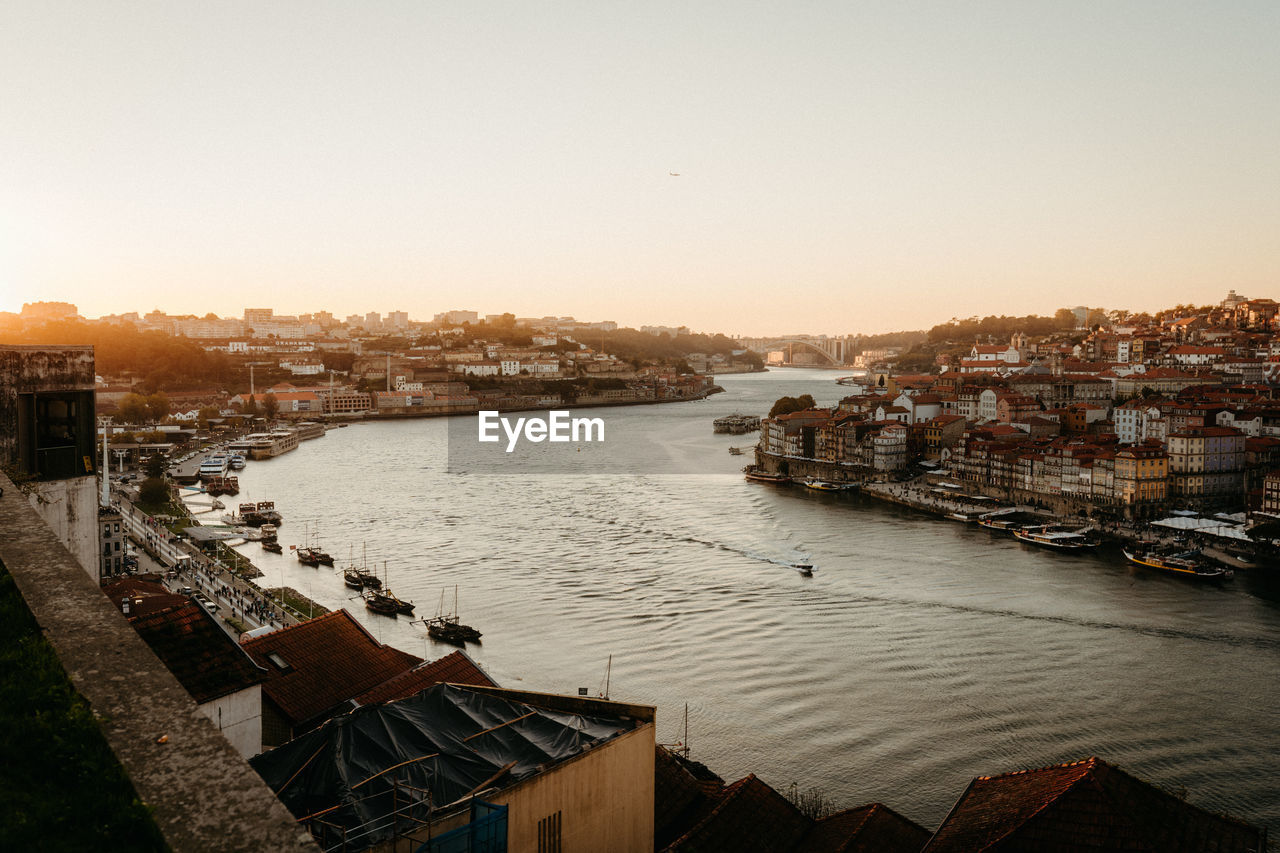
left=0, top=470, right=317, bottom=852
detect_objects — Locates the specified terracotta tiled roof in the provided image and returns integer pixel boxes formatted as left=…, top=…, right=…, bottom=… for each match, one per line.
left=923, top=757, right=1265, bottom=853
left=655, top=747, right=725, bottom=849
left=354, top=650, right=497, bottom=706
left=800, top=803, right=931, bottom=853
left=102, top=576, right=188, bottom=620
left=662, top=774, right=810, bottom=852
left=242, top=609, right=421, bottom=728
left=125, top=597, right=266, bottom=704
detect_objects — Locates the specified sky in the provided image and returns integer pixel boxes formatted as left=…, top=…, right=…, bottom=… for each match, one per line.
left=3, top=1, right=1279, bottom=336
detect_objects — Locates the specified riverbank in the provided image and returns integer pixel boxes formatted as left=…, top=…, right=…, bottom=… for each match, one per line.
left=751, top=449, right=1264, bottom=569
left=855, top=479, right=1259, bottom=571
left=366, top=384, right=724, bottom=419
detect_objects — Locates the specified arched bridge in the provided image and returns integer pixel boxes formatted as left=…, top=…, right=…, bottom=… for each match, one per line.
left=738, top=337, right=846, bottom=365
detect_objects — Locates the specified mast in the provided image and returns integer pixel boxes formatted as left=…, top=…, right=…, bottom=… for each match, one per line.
left=598, top=654, right=612, bottom=700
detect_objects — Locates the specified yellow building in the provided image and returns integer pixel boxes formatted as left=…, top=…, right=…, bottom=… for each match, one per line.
left=1114, top=444, right=1169, bottom=509
left=253, top=683, right=656, bottom=853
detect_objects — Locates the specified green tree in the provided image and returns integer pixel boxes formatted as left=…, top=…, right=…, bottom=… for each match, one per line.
left=117, top=393, right=149, bottom=424
left=262, top=393, right=279, bottom=419
left=196, top=406, right=219, bottom=430
left=142, top=452, right=167, bottom=479
left=242, top=394, right=259, bottom=416
left=769, top=394, right=817, bottom=417
left=138, top=477, right=168, bottom=506
left=145, top=392, right=170, bottom=422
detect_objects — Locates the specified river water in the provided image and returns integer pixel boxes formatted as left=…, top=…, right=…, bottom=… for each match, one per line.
left=228, top=368, right=1280, bottom=832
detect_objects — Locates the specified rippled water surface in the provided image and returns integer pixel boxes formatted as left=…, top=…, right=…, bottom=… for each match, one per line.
left=228, top=369, right=1280, bottom=831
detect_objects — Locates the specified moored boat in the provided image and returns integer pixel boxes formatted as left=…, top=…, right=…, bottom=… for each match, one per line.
left=383, top=589, right=415, bottom=616
left=803, top=478, right=857, bottom=492
left=743, top=467, right=790, bottom=484
left=425, top=616, right=482, bottom=645
left=1123, top=548, right=1233, bottom=581
left=198, top=455, right=229, bottom=481
left=261, top=540, right=283, bottom=554
left=977, top=511, right=1050, bottom=535
left=239, top=500, right=283, bottom=527
left=1013, top=527, right=1100, bottom=550
left=363, top=589, right=399, bottom=616
left=418, top=586, right=481, bottom=644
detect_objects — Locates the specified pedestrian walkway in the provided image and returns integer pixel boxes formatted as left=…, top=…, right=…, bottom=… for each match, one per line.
left=112, top=486, right=301, bottom=640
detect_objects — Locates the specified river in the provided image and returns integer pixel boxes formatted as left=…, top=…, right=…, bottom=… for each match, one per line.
left=227, top=368, right=1280, bottom=832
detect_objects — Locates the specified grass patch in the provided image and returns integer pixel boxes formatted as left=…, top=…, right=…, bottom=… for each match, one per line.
left=0, top=562, right=168, bottom=851
left=264, top=586, right=329, bottom=621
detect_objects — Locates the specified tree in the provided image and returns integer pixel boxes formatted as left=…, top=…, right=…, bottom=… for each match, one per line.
left=196, top=406, right=219, bottom=430
left=1053, top=308, right=1079, bottom=329
left=143, top=452, right=167, bottom=479
left=242, top=394, right=259, bottom=417
left=138, top=477, right=168, bottom=507
left=769, top=394, right=818, bottom=417
left=785, top=783, right=838, bottom=820
left=117, top=393, right=149, bottom=425
left=262, top=393, right=279, bottom=419
left=145, top=392, right=170, bottom=422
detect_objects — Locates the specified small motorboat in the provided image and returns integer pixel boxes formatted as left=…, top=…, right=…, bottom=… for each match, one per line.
left=793, top=563, right=814, bottom=577
left=261, top=540, right=283, bottom=554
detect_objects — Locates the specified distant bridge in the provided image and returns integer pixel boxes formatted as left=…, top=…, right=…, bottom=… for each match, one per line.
left=737, top=337, right=847, bottom=366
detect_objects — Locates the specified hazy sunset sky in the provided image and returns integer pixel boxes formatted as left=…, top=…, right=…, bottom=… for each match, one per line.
left=3, top=2, right=1278, bottom=336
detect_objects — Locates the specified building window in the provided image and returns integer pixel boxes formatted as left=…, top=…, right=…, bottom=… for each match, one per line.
left=537, top=811, right=561, bottom=853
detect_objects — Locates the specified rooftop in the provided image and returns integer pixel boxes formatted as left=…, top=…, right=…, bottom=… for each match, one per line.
left=242, top=608, right=422, bottom=728
left=103, top=578, right=266, bottom=704
left=253, top=683, right=650, bottom=851
left=923, top=756, right=1265, bottom=853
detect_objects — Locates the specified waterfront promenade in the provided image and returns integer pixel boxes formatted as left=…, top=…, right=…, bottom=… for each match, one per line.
left=112, top=484, right=305, bottom=637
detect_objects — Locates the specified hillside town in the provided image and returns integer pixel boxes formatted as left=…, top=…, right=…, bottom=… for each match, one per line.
left=2, top=302, right=756, bottom=421
left=755, top=292, right=1280, bottom=523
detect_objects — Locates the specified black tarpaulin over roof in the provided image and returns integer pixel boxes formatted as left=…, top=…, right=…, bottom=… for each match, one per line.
left=251, top=683, right=636, bottom=850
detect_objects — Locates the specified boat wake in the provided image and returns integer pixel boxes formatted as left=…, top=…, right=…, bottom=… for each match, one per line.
left=823, top=591, right=1280, bottom=652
